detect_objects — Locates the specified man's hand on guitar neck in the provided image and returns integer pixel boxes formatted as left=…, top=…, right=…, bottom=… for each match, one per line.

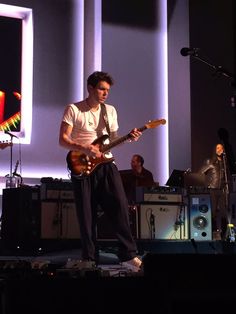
left=129, top=128, right=142, bottom=142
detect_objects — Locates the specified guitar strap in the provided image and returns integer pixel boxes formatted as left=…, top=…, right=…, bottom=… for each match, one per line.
left=100, top=103, right=111, bottom=135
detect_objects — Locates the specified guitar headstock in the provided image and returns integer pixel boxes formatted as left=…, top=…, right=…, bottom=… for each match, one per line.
left=0, top=141, right=12, bottom=150
left=145, top=119, right=166, bottom=129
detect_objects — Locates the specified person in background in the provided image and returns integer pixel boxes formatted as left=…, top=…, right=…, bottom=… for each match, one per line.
left=199, top=143, right=230, bottom=240
left=59, top=71, right=143, bottom=272
left=131, top=154, right=155, bottom=187
left=120, top=154, right=156, bottom=205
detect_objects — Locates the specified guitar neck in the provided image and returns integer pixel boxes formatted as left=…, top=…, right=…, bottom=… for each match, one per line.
left=101, top=125, right=147, bottom=153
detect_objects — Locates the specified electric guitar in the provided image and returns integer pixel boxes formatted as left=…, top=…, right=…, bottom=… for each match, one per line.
left=66, top=118, right=166, bottom=177
left=0, top=140, right=12, bottom=150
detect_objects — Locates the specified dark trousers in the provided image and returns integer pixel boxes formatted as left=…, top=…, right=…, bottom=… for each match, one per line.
left=71, top=162, right=137, bottom=262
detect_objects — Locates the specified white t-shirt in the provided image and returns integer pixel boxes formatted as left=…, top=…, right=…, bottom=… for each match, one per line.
left=62, top=100, right=119, bottom=145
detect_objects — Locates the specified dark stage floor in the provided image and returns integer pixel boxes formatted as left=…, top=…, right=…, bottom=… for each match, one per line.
left=1, top=238, right=236, bottom=279
left=0, top=239, right=236, bottom=314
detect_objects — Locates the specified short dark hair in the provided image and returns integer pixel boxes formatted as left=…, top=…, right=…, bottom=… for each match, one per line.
left=87, top=71, right=114, bottom=87
left=133, top=154, right=144, bottom=166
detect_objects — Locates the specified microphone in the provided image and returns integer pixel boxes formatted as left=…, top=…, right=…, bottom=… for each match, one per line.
left=150, top=211, right=155, bottom=239
left=4, top=130, right=19, bottom=139
left=150, top=212, right=155, bottom=225
left=180, top=47, right=200, bottom=56
left=12, top=160, right=19, bottom=176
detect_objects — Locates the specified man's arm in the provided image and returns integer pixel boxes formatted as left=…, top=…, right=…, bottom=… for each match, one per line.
left=59, top=121, right=102, bottom=157
left=59, top=121, right=77, bottom=150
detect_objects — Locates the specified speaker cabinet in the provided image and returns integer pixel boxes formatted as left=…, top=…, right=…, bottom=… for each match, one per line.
left=41, top=201, right=80, bottom=239
left=189, top=193, right=212, bottom=241
left=1, top=187, right=41, bottom=247
left=139, top=203, right=188, bottom=240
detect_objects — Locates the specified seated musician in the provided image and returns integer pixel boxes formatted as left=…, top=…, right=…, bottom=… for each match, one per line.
left=120, top=154, right=156, bottom=204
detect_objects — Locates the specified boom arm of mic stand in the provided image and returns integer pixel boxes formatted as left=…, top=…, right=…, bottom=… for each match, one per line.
left=191, top=53, right=236, bottom=82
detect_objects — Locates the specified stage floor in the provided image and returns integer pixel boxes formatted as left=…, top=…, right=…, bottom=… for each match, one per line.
left=0, top=239, right=236, bottom=314
left=0, top=239, right=236, bottom=275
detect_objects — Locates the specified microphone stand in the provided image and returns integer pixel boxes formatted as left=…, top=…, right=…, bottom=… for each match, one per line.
left=222, top=153, right=230, bottom=213
left=188, top=51, right=236, bottom=95
left=150, top=210, right=155, bottom=239
left=6, top=133, right=14, bottom=188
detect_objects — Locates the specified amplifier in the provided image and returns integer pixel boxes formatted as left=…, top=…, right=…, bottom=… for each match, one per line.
left=144, top=193, right=182, bottom=203
left=41, top=201, right=80, bottom=239
left=136, top=186, right=183, bottom=203
left=40, top=182, right=74, bottom=200
left=1, top=187, right=41, bottom=247
left=139, top=203, right=188, bottom=240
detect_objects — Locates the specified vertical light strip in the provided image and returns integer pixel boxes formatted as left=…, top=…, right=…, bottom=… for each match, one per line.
left=92, top=0, right=102, bottom=70
left=73, top=0, right=102, bottom=99
left=155, top=0, right=169, bottom=186
left=72, top=0, right=84, bottom=100
left=84, top=0, right=102, bottom=96
left=21, top=9, right=33, bottom=144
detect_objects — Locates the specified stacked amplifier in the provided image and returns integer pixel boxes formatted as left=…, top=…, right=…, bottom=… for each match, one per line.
left=136, top=186, right=188, bottom=240
left=1, top=187, right=41, bottom=248
left=40, top=179, right=80, bottom=239
left=40, top=179, right=138, bottom=240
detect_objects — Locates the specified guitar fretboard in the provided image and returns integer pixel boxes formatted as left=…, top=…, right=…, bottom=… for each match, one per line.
left=101, top=125, right=147, bottom=153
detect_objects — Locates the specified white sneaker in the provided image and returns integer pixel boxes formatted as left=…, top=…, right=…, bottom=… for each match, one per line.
left=121, top=257, right=142, bottom=272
